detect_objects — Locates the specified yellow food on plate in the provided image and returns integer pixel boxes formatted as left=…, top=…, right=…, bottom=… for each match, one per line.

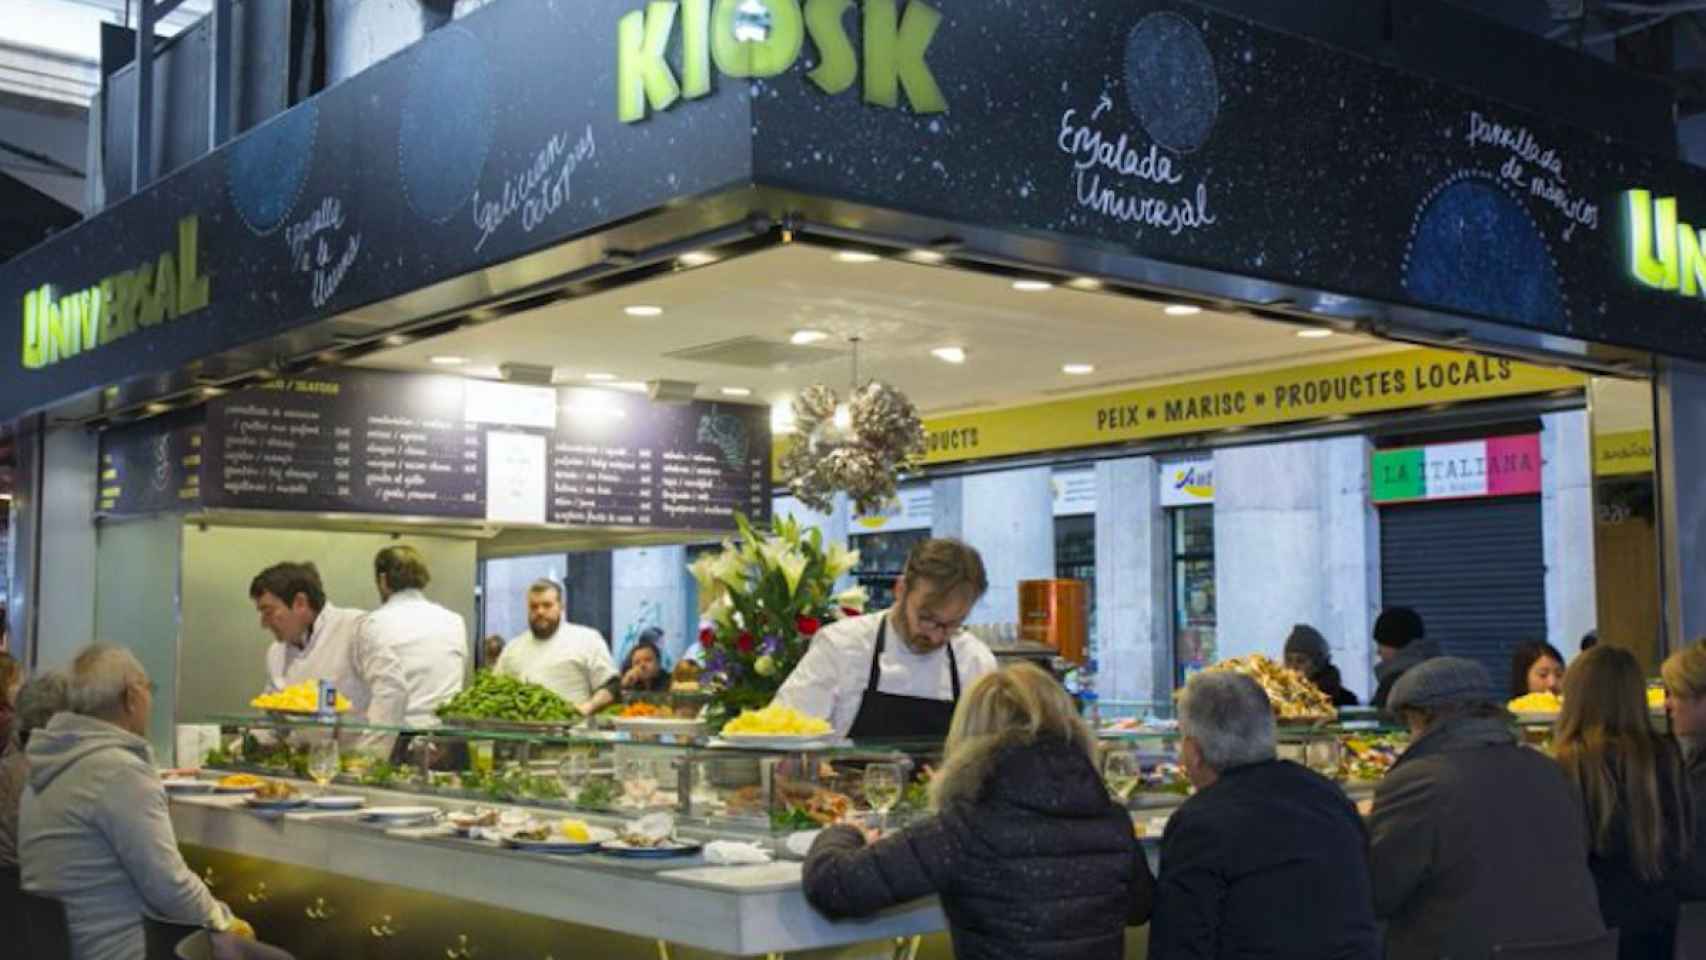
left=1650, top=687, right=1668, bottom=710
left=217, top=773, right=264, bottom=789
left=559, top=819, right=591, bottom=842
left=1509, top=691, right=1563, bottom=714
left=722, top=703, right=833, bottom=737
left=251, top=681, right=352, bottom=713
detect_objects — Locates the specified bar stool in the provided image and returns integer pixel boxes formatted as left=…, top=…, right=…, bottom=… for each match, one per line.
left=1491, top=929, right=1618, bottom=960
left=18, top=890, right=72, bottom=960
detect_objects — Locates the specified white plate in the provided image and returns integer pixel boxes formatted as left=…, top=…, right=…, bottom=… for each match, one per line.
left=711, top=735, right=845, bottom=751
left=501, top=826, right=616, bottom=854
left=163, top=779, right=215, bottom=794
left=362, top=805, right=441, bottom=823
left=599, top=838, right=704, bottom=858
left=1514, top=711, right=1560, bottom=724
left=244, top=796, right=308, bottom=811
left=611, top=716, right=708, bottom=737
left=307, top=795, right=367, bottom=810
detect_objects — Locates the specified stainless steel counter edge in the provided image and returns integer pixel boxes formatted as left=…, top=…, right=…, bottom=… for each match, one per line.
left=168, top=792, right=946, bottom=955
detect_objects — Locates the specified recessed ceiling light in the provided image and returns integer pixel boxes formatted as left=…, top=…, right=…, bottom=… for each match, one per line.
left=931, top=347, right=968, bottom=364
left=1164, top=304, right=1202, bottom=316
left=678, top=251, right=718, bottom=267
left=720, top=387, right=753, bottom=397
left=1068, top=277, right=1104, bottom=290
left=585, top=372, right=618, bottom=382
left=145, top=402, right=171, bottom=414
left=430, top=355, right=468, bottom=366
left=612, top=381, right=649, bottom=393
left=382, top=334, right=411, bottom=347
left=1063, top=363, right=1096, bottom=375
left=1012, top=280, right=1053, bottom=292
left=834, top=250, right=881, bottom=264
left=790, top=330, right=829, bottom=345
left=1296, top=328, right=1334, bottom=339
left=909, top=250, right=947, bottom=264
left=625, top=305, right=664, bottom=318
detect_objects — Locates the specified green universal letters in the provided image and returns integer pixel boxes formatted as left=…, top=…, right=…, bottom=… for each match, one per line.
left=617, top=0, right=947, bottom=123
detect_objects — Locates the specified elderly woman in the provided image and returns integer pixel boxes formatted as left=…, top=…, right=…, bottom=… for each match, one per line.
left=1369, top=657, right=1604, bottom=959
left=1150, top=671, right=1378, bottom=958
left=1283, top=624, right=1359, bottom=708
left=802, top=662, right=1152, bottom=959
left=2, top=671, right=69, bottom=950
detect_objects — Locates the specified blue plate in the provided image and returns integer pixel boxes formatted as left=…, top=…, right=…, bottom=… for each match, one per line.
left=244, top=797, right=308, bottom=812
left=598, top=839, right=704, bottom=859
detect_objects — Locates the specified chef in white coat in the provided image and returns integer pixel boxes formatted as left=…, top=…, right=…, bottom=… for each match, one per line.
left=494, top=579, right=618, bottom=715
left=359, top=545, right=467, bottom=727
left=774, top=538, right=998, bottom=740
left=250, top=561, right=407, bottom=731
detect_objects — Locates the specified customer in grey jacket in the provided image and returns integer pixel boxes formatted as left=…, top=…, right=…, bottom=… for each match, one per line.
left=1369, top=657, right=1605, bottom=960
left=19, top=645, right=287, bottom=960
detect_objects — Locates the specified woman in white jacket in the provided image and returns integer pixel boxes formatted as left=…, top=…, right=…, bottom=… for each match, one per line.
left=18, top=645, right=290, bottom=960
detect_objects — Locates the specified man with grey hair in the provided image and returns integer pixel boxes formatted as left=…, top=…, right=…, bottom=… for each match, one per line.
left=494, top=579, right=618, bottom=714
left=19, top=645, right=292, bottom=960
left=1149, top=671, right=1379, bottom=959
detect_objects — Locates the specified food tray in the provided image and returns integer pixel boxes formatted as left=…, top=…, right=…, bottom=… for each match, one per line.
left=612, top=716, right=709, bottom=738
left=436, top=717, right=580, bottom=735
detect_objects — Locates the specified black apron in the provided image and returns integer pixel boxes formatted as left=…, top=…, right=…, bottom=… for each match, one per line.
left=846, top=615, right=961, bottom=740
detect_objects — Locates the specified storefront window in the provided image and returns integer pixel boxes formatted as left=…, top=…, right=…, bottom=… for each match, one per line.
left=852, top=530, right=929, bottom=611
left=479, top=553, right=568, bottom=656
left=1171, top=506, right=1216, bottom=684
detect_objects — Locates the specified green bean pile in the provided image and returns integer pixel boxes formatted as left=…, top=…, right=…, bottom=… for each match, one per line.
left=436, top=671, right=579, bottom=723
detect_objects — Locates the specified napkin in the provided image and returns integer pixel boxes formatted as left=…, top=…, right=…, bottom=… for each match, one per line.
left=625, top=811, right=675, bottom=843
left=703, top=841, right=772, bottom=865
left=783, top=829, right=822, bottom=859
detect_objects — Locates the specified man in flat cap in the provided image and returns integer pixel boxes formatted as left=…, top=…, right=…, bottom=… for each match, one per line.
left=1369, top=657, right=1603, bottom=960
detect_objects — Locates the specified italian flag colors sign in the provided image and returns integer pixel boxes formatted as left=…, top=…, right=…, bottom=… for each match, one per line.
left=1371, top=434, right=1542, bottom=504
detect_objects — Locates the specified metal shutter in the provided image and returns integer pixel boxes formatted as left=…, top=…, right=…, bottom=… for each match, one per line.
left=1379, top=496, right=1546, bottom=687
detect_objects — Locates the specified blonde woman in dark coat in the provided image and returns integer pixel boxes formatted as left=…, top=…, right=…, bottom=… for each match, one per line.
left=803, top=663, right=1153, bottom=960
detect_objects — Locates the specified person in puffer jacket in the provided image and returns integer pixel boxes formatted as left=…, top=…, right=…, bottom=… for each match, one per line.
left=802, top=662, right=1153, bottom=960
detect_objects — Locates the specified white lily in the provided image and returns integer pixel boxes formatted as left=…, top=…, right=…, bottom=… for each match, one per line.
left=824, top=542, right=861, bottom=580
left=760, top=540, right=809, bottom=596
left=833, top=585, right=870, bottom=612
left=711, top=548, right=749, bottom=593
left=687, top=551, right=720, bottom=595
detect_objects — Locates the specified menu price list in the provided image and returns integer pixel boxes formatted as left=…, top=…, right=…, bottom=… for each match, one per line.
left=203, top=381, right=485, bottom=518
left=546, top=446, right=769, bottom=529
left=95, top=409, right=206, bottom=516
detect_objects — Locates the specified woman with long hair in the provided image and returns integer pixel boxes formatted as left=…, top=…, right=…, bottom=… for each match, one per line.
left=802, top=662, right=1153, bottom=959
left=1555, top=645, right=1693, bottom=958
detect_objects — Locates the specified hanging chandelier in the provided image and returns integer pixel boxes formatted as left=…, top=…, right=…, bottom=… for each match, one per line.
left=780, top=337, right=927, bottom=515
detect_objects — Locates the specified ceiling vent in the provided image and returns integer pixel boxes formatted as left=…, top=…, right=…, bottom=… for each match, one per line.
left=499, top=362, right=556, bottom=385
left=664, top=336, right=844, bottom=370
left=647, top=380, right=698, bottom=404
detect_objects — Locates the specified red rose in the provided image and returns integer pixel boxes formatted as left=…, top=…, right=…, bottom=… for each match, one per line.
left=841, top=607, right=861, bottom=619
left=699, top=627, right=715, bottom=649
left=737, top=632, right=756, bottom=653
left=796, top=616, right=822, bottom=637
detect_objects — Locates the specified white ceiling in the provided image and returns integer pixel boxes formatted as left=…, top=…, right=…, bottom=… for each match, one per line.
left=2, top=0, right=212, bottom=107
left=359, top=244, right=1404, bottom=419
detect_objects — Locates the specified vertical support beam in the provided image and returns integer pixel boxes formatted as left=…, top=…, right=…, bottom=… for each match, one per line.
left=209, top=0, right=233, bottom=148
left=133, top=0, right=155, bottom=193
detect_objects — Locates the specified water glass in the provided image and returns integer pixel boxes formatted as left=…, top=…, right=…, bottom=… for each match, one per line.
left=863, top=763, right=903, bottom=835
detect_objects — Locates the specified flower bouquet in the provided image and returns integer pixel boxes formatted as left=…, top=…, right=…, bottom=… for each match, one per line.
left=689, top=513, right=867, bottom=728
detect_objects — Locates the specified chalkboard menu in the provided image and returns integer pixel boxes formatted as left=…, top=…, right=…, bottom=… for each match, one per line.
left=96, top=409, right=205, bottom=516
left=198, top=368, right=769, bottom=531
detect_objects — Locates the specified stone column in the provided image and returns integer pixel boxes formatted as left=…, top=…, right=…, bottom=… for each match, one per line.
left=610, top=545, right=690, bottom=664
left=1093, top=458, right=1170, bottom=705
left=1657, top=358, right=1706, bottom=650
left=931, top=468, right=1054, bottom=625
left=1542, top=410, right=1598, bottom=657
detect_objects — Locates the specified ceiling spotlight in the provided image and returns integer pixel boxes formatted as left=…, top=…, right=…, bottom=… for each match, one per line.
left=625, top=305, right=664, bottom=317
left=585, top=372, right=618, bottom=382
left=430, top=356, right=468, bottom=366
left=382, top=334, right=411, bottom=347
left=834, top=251, right=881, bottom=264
left=790, top=329, right=830, bottom=345
left=1296, top=328, right=1334, bottom=339
left=1164, top=304, right=1202, bottom=316
left=1012, top=280, right=1053, bottom=292
left=931, top=347, right=968, bottom=364
left=832, top=403, right=853, bottom=430
left=909, top=250, right=947, bottom=264
left=1063, top=363, right=1096, bottom=375
left=611, top=381, right=649, bottom=393
left=144, top=402, right=171, bottom=414
left=678, top=251, right=719, bottom=267
left=720, top=387, right=753, bottom=397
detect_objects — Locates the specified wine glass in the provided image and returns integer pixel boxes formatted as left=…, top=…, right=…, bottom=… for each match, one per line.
left=863, top=763, right=902, bottom=836
left=1103, top=750, right=1140, bottom=805
left=621, top=756, right=658, bottom=809
left=308, top=738, right=340, bottom=797
left=556, top=752, right=591, bottom=800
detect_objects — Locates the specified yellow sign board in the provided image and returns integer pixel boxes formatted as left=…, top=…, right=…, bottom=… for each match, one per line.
left=1594, top=429, right=1655, bottom=477
left=774, top=348, right=1586, bottom=476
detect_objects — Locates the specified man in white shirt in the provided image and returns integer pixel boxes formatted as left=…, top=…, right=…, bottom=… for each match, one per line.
left=774, top=538, right=998, bottom=740
left=359, top=545, right=467, bottom=728
left=494, top=579, right=618, bottom=715
left=249, top=562, right=408, bottom=731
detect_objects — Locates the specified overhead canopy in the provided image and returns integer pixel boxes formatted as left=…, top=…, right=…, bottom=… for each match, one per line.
left=0, top=0, right=1700, bottom=425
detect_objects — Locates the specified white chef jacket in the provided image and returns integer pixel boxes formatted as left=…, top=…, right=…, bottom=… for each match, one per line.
left=494, top=622, right=618, bottom=707
left=357, top=589, right=468, bottom=728
left=264, top=603, right=408, bottom=728
left=773, top=611, right=998, bottom=739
